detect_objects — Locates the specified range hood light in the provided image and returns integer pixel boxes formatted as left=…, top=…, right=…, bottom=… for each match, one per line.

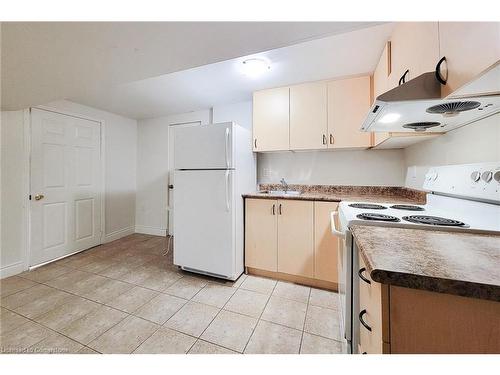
left=378, top=113, right=401, bottom=124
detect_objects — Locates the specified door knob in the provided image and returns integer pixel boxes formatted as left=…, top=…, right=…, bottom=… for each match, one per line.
left=34, top=194, right=45, bottom=201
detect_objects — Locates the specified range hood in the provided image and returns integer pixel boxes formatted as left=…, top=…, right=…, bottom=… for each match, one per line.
left=361, top=61, right=500, bottom=133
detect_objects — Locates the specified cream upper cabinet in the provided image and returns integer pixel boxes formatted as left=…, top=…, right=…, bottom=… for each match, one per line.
left=373, top=41, right=391, bottom=100
left=290, top=81, right=328, bottom=150
left=373, top=42, right=392, bottom=147
left=438, top=22, right=500, bottom=97
left=277, top=200, right=314, bottom=278
left=313, top=201, right=339, bottom=283
left=252, top=87, right=290, bottom=152
left=244, top=198, right=278, bottom=272
left=388, top=22, right=439, bottom=89
left=328, top=76, right=372, bottom=149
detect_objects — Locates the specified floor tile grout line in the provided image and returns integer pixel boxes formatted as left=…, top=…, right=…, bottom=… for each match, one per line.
left=299, top=287, right=312, bottom=354
left=241, top=277, right=278, bottom=354
left=2, top=277, right=153, bottom=352
left=182, top=273, right=247, bottom=354
left=188, top=338, right=238, bottom=354
left=3, top=288, right=129, bottom=342
left=3, top=236, right=344, bottom=354
left=0, top=302, right=114, bottom=353
left=185, top=283, right=239, bottom=352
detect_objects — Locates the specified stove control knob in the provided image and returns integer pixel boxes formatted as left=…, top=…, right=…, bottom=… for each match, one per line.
left=481, top=171, right=493, bottom=183
left=494, top=170, right=500, bottom=183
left=470, top=171, right=481, bottom=182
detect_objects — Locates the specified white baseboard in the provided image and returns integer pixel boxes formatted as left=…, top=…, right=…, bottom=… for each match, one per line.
left=135, top=225, right=167, bottom=236
left=104, top=226, right=135, bottom=243
left=1, top=261, right=26, bottom=279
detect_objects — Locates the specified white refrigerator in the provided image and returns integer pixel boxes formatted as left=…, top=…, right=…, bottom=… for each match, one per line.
left=173, top=122, right=256, bottom=280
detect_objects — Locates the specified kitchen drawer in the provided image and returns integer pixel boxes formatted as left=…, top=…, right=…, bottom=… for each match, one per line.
left=358, top=252, right=388, bottom=354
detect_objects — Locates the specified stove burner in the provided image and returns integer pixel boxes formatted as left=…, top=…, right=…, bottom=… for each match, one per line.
left=349, top=203, right=387, bottom=210
left=390, top=204, right=425, bottom=211
left=402, top=215, right=466, bottom=227
left=356, top=213, right=400, bottom=222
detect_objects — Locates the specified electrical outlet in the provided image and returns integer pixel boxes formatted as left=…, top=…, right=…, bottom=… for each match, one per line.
left=409, top=166, right=417, bottom=179
left=262, top=167, right=271, bottom=179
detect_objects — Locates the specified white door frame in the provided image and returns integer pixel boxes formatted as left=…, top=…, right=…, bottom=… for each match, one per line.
left=23, top=105, right=106, bottom=270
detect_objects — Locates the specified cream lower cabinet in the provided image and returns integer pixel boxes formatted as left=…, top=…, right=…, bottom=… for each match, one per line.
left=358, top=252, right=390, bottom=354
left=357, top=248, right=500, bottom=354
left=277, top=200, right=314, bottom=278
left=313, top=202, right=338, bottom=283
left=244, top=199, right=278, bottom=272
left=245, top=198, right=339, bottom=286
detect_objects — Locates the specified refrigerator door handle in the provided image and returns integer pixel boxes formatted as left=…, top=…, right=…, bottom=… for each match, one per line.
left=225, top=170, right=230, bottom=212
left=225, top=128, right=230, bottom=168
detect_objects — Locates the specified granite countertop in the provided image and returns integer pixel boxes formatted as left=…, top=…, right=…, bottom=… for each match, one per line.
left=351, top=225, right=500, bottom=301
left=243, top=184, right=427, bottom=204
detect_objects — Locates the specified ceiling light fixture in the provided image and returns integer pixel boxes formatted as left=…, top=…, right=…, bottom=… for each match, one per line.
left=242, top=58, right=270, bottom=78
left=378, top=113, right=401, bottom=124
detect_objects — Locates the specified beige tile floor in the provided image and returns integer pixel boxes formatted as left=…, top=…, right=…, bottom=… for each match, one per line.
left=0, top=234, right=344, bottom=354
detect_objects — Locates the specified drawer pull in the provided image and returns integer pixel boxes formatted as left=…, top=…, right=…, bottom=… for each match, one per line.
left=359, top=309, right=372, bottom=332
left=358, top=267, right=371, bottom=284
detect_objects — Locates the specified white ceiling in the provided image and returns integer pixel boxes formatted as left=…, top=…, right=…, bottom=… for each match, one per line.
left=72, top=23, right=395, bottom=119
left=1, top=21, right=383, bottom=111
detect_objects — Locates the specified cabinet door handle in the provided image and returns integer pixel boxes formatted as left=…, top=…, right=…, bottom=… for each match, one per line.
left=272, top=204, right=276, bottom=215
left=398, top=69, right=409, bottom=86
left=435, top=56, right=448, bottom=85
left=254, top=139, right=257, bottom=149
left=322, top=134, right=327, bottom=145
left=358, top=267, right=371, bottom=284
left=329, top=134, right=334, bottom=145
left=278, top=203, right=282, bottom=215
left=359, top=309, right=372, bottom=332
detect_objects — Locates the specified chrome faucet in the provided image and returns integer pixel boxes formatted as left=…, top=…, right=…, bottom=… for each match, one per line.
left=280, top=178, right=289, bottom=193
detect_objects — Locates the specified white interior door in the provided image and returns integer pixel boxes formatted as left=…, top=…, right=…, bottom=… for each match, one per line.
left=30, top=108, right=102, bottom=266
left=167, top=121, right=201, bottom=236
left=173, top=169, right=235, bottom=278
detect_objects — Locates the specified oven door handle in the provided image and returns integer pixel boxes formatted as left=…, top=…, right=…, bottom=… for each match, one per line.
left=330, top=211, right=345, bottom=238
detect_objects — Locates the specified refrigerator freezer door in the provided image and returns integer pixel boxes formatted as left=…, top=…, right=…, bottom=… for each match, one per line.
left=174, top=122, right=234, bottom=170
left=173, top=169, right=235, bottom=278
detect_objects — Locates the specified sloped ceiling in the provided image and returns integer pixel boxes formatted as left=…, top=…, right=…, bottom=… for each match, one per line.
left=1, top=21, right=383, bottom=112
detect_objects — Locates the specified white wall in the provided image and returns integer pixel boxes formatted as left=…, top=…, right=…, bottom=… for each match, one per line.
left=135, top=110, right=211, bottom=235
left=258, top=149, right=406, bottom=186
left=134, top=102, right=250, bottom=235
left=213, top=101, right=252, bottom=130
left=1, top=102, right=138, bottom=277
left=404, top=113, right=500, bottom=189
left=44, top=100, right=138, bottom=241
left=213, top=100, right=407, bottom=186
left=1, top=111, right=27, bottom=277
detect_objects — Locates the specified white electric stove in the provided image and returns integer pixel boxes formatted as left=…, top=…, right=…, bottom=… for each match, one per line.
left=332, top=162, right=500, bottom=354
